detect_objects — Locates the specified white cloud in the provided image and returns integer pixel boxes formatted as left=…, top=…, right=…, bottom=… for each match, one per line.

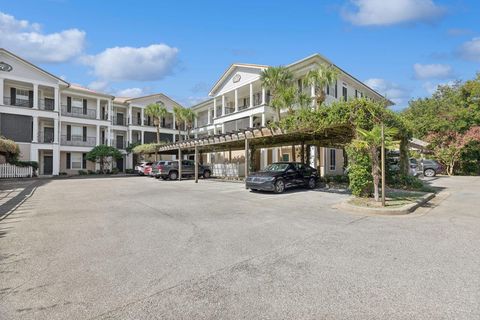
left=364, top=78, right=410, bottom=106
left=0, top=11, right=85, bottom=63
left=87, top=81, right=110, bottom=92
left=342, top=0, right=446, bottom=26
left=82, top=44, right=179, bottom=82
left=458, top=37, right=480, bottom=62
left=115, top=87, right=145, bottom=98
left=413, top=63, right=453, bottom=80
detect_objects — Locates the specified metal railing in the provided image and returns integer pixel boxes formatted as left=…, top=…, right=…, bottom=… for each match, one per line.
left=61, top=135, right=96, bottom=146
left=39, top=99, right=55, bottom=111
left=112, top=139, right=126, bottom=149
left=3, top=96, right=32, bottom=108
left=112, top=116, right=127, bottom=126
left=61, top=105, right=97, bottom=119
left=38, top=132, right=55, bottom=143
left=131, top=116, right=142, bottom=126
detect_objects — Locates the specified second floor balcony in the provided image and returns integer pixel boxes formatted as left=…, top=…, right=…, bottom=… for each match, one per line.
left=3, top=97, right=56, bottom=111
left=61, top=134, right=96, bottom=147
left=61, top=105, right=96, bottom=119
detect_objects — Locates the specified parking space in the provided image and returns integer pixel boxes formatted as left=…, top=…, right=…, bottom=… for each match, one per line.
left=1, top=176, right=480, bottom=319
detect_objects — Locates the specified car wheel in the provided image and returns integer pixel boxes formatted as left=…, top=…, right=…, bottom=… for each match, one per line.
left=203, top=170, right=211, bottom=179
left=307, top=177, right=316, bottom=189
left=424, top=168, right=436, bottom=177
left=168, top=171, right=178, bottom=180
left=161, top=176, right=167, bottom=180
left=274, top=179, right=285, bottom=194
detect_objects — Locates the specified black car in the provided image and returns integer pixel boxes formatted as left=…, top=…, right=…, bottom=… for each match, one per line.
left=245, top=162, right=319, bottom=193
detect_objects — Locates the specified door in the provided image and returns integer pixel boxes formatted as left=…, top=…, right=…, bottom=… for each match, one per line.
left=43, top=127, right=54, bottom=143
left=116, top=135, right=124, bottom=149
left=116, top=157, right=124, bottom=172
left=182, top=160, right=194, bottom=175
left=284, top=164, right=298, bottom=187
left=116, top=113, right=124, bottom=126
left=43, top=156, right=53, bottom=175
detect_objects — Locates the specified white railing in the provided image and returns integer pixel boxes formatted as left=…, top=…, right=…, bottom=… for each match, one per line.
left=211, top=163, right=245, bottom=178
left=0, top=163, right=33, bottom=178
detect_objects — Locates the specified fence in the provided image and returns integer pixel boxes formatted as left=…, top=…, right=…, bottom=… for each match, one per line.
left=0, top=163, right=33, bottom=178
left=211, top=163, right=245, bottom=178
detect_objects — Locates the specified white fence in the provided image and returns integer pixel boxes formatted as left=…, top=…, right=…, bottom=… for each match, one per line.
left=0, top=163, right=33, bottom=178
left=211, top=163, right=245, bottom=178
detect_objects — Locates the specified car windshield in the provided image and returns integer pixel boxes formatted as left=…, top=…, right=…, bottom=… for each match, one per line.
left=263, top=163, right=290, bottom=172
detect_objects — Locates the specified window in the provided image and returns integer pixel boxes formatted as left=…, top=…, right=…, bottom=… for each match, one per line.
left=329, top=149, right=336, bottom=171
left=342, top=85, right=348, bottom=101
left=282, top=154, right=290, bottom=161
left=16, top=89, right=29, bottom=99
left=297, top=79, right=303, bottom=93
left=72, top=98, right=83, bottom=108
left=71, top=126, right=83, bottom=140
left=71, top=152, right=83, bottom=169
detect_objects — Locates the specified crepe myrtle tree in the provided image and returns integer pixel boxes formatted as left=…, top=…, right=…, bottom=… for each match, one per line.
left=86, top=145, right=123, bottom=173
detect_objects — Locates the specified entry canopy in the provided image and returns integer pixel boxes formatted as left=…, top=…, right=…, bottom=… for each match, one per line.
left=158, top=125, right=355, bottom=155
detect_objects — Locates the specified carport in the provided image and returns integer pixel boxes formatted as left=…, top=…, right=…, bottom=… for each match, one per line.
left=157, top=125, right=354, bottom=182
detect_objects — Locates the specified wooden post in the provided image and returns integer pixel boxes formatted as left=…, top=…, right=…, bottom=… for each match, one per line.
left=244, top=138, right=249, bottom=185
left=301, top=143, right=305, bottom=164
left=381, top=122, right=386, bottom=207
left=178, top=148, right=182, bottom=181
left=194, top=145, right=198, bottom=183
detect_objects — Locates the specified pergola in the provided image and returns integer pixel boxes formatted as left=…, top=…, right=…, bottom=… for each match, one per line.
left=158, top=125, right=355, bottom=182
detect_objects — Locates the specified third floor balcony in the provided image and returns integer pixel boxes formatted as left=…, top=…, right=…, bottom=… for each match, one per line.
left=61, top=105, right=96, bottom=119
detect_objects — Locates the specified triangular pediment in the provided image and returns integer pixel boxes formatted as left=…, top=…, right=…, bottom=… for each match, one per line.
left=209, top=63, right=268, bottom=96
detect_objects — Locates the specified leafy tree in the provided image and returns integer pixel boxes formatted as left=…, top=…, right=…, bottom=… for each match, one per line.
left=86, top=145, right=122, bottom=173
left=173, top=105, right=186, bottom=141
left=260, top=66, right=293, bottom=120
left=145, top=103, right=167, bottom=160
left=182, top=108, right=196, bottom=139
left=304, top=64, right=338, bottom=109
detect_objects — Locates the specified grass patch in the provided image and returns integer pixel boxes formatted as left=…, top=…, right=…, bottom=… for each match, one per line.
left=348, top=189, right=429, bottom=208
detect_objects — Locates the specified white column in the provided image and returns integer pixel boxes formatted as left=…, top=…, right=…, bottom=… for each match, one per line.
left=54, top=87, right=59, bottom=112
left=52, top=145, right=60, bottom=175
left=272, top=148, right=279, bottom=162
left=140, top=108, right=145, bottom=126
left=128, top=129, right=132, bottom=143
left=172, top=113, right=176, bottom=130
left=96, top=125, right=100, bottom=145
left=310, top=84, right=316, bottom=108
left=249, top=115, right=253, bottom=128
left=107, top=126, right=111, bottom=146
left=207, top=107, right=211, bottom=124
left=32, top=116, right=38, bottom=142
left=96, top=99, right=101, bottom=120
left=213, top=98, right=217, bottom=118
left=249, top=83, right=253, bottom=108
left=0, top=78, right=4, bottom=105
left=262, top=88, right=266, bottom=105
left=54, top=118, right=59, bottom=143
left=141, top=130, right=144, bottom=144
left=33, top=83, right=39, bottom=109
left=128, top=105, right=132, bottom=125
left=260, top=149, right=268, bottom=170
left=234, top=89, right=238, bottom=112
left=309, top=146, right=316, bottom=168
left=221, top=95, right=225, bottom=115
left=173, top=133, right=176, bottom=142
left=261, top=113, right=266, bottom=127
left=107, top=99, right=112, bottom=121
left=194, top=116, right=198, bottom=129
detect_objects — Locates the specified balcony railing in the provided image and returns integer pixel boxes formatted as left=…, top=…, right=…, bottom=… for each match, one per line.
left=112, top=116, right=127, bottom=126
left=3, top=96, right=32, bottom=108
left=131, top=116, right=142, bottom=126
left=112, top=139, right=126, bottom=149
left=61, top=135, right=96, bottom=147
left=39, top=98, right=55, bottom=111
left=61, top=105, right=96, bottom=119
left=38, top=132, right=55, bottom=143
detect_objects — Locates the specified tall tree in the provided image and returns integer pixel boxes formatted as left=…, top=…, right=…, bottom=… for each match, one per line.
left=86, top=145, right=122, bottom=174
left=304, top=64, right=338, bottom=110
left=182, top=108, right=196, bottom=139
left=145, top=102, right=167, bottom=160
left=173, top=105, right=186, bottom=141
left=260, top=66, right=293, bottom=120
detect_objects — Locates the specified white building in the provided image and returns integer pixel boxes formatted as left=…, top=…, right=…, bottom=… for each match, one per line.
left=190, top=54, right=388, bottom=176
left=0, top=48, right=185, bottom=175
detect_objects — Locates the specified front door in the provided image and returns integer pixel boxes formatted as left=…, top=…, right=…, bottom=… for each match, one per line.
left=116, top=157, right=124, bottom=172
left=43, top=127, right=54, bottom=143
left=43, top=156, right=53, bottom=175
left=116, top=135, right=124, bottom=149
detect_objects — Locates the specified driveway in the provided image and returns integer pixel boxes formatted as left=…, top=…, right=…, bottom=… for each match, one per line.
left=0, top=176, right=479, bottom=319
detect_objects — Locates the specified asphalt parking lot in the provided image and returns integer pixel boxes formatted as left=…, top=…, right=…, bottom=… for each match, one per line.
left=1, top=175, right=479, bottom=319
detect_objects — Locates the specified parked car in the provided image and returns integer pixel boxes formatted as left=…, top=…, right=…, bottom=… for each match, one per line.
left=151, top=160, right=167, bottom=178
left=245, top=162, right=319, bottom=194
left=143, top=163, right=153, bottom=176
left=157, top=160, right=212, bottom=180
left=135, top=162, right=153, bottom=175
left=418, top=159, right=442, bottom=177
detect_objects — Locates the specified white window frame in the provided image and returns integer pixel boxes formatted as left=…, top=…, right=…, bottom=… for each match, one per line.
left=282, top=153, right=290, bottom=162
left=72, top=98, right=83, bottom=109
left=329, top=149, right=336, bottom=171
left=71, top=152, right=83, bottom=170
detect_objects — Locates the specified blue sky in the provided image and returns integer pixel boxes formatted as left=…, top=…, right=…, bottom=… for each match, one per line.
left=0, top=0, right=479, bottom=110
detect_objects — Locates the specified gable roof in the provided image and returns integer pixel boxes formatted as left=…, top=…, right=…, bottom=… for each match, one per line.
left=0, top=48, right=69, bottom=86
left=126, top=93, right=184, bottom=107
left=209, top=63, right=269, bottom=96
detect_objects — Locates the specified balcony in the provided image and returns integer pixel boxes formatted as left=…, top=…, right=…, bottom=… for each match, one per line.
left=61, top=135, right=96, bottom=147
left=131, top=116, right=142, bottom=126
left=112, top=115, right=127, bottom=126
left=38, top=132, right=55, bottom=144
left=3, top=96, right=32, bottom=108
left=39, top=98, right=55, bottom=111
left=61, top=105, right=96, bottom=119
left=112, top=139, right=126, bottom=149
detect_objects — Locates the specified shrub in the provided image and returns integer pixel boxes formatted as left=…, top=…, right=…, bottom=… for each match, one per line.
left=111, top=168, right=119, bottom=174
left=346, top=146, right=373, bottom=197
left=325, top=175, right=349, bottom=184
left=87, top=170, right=96, bottom=175
left=13, top=160, right=38, bottom=170
left=59, top=172, right=67, bottom=175
left=387, top=173, right=425, bottom=191
left=78, top=170, right=88, bottom=175
left=125, top=169, right=134, bottom=174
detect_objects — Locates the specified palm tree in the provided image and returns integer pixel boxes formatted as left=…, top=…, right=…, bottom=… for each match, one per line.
left=182, top=108, right=196, bottom=139
left=260, top=66, right=293, bottom=121
left=352, top=125, right=398, bottom=202
left=145, top=102, right=167, bottom=160
left=304, top=64, right=338, bottom=110
left=173, top=105, right=186, bottom=141
left=275, top=85, right=297, bottom=114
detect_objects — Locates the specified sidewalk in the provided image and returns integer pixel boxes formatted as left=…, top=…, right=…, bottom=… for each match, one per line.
left=0, top=180, right=42, bottom=219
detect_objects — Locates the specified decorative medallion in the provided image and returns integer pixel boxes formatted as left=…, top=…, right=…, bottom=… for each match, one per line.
left=233, top=74, right=241, bottom=83
left=0, top=61, right=13, bottom=72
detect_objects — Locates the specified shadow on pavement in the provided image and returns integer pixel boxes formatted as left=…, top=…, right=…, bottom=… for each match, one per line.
left=0, top=179, right=50, bottom=220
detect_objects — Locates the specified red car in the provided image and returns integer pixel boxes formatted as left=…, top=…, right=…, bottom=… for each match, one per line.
left=143, top=163, right=153, bottom=176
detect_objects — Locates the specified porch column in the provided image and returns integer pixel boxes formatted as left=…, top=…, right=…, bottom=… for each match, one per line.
left=172, top=113, right=176, bottom=130
left=52, top=145, right=60, bottom=175
left=128, top=105, right=132, bottom=125
left=32, top=116, right=39, bottom=142
left=249, top=83, right=253, bottom=108
left=249, top=115, right=253, bottom=128
left=221, top=95, right=225, bottom=116
left=207, top=106, right=211, bottom=124
left=107, top=126, right=111, bottom=146
left=260, top=149, right=268, bottom=170
left=96, top=125, right=100, bottom=145
left=33, top=83, right=39, bottom=109
left=54, top=87, right=59, bottom=112
left=0, top=78, right=4, bottom=104
left=178, top=148, right=182, bottom=181
left=141, top=130, right=144, bottom=144
left=54, top=118, right=59, bottom=143
left=309, top=146, right=316, bottom=168
left=194, top=146, right=199, bottom=183
left=213, top=98, right=217, bottom=118
left=107, top=99, right=112, bottom=121
left=261, top=113, right=266, bottom=127
left=262, top=88, right=266, bottom=105
left=244, top=138, right=249, bottom=180
left=234, top=89, right=238, bottom=112
left=194, top=116, right=198, bottom=129
left=128, top=129, right=132, bottom=144
left=272, top=148, right=279, bottom=162
left=96, top=99, right=101, bottom=120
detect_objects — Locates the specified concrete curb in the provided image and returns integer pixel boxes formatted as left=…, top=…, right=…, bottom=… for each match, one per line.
left=337, top=192, right=436, bottom=215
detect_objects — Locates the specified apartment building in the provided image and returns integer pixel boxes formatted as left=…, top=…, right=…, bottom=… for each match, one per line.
left=190, top=54, right=388, bottom=175
left=0, top=48, right=185, bottom=175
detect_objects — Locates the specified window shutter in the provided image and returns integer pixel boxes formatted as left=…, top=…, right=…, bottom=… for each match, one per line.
left=28, top=90, right=34, bottom=108
left=67, top=125, right=71, bottom=141
left=82, top=153, right=87, bottom=169
left=83, top=126, right=87, bottom=142
left=66, top=152, right=71, bottom=169
left=67, top=97, right=72, bottom=112
left=83, top=99, right=87, bottom=115
left=334, top=81, right=338, bottom=99
left=10, top=87, right=16, bottom=105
